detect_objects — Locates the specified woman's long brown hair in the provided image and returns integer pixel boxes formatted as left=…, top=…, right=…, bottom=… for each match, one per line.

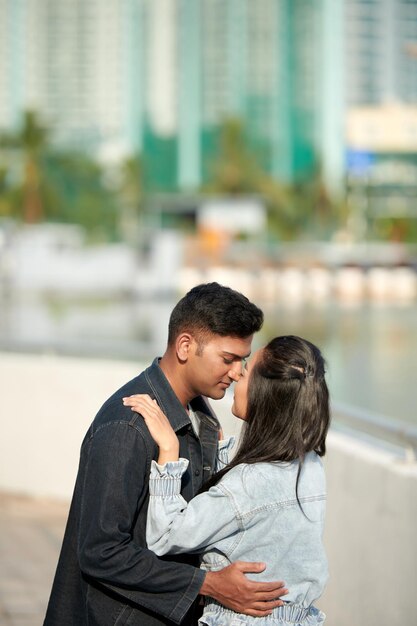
left=202, top=335, right=330, bottom=506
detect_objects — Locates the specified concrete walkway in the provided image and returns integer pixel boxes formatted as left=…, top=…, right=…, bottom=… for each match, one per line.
left=0, top=492, right=69, bottom=626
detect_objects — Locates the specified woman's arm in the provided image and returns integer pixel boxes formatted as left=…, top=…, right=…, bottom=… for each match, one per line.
left=122, top=394, right=240, bottom=556
left=147, top=459, right=239, bottom=555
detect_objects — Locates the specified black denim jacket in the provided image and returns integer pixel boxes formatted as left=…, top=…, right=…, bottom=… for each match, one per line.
left=44, top=358, right=221, bottom=626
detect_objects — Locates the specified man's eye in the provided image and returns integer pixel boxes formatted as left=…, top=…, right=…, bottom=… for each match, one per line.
left=223, top=359, right=233, bottom=365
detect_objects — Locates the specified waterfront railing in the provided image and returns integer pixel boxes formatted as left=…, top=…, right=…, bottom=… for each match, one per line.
left=332, top=402, right=417, bottom=461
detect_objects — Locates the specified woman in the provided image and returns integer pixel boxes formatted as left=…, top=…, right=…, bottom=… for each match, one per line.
left=123, top=335, right=330, bottom=625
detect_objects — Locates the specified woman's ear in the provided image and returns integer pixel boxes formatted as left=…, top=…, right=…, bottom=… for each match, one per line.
left=176, top=333, right=193, bottom=363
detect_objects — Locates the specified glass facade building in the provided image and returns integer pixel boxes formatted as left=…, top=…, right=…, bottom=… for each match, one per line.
left=1, top=0, right=415, bottom=194
left=345, top=0, right=417, bottom=105
left=140, top=0, right=331, bottom=190
left=0, top=0, right=143, bottom=157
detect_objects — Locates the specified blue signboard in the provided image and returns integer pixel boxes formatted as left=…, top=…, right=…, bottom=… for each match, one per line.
left=345, top=149, right=375, bottom=176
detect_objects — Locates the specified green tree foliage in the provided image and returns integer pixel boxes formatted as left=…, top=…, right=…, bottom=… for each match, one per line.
left=205, top=118, right=261, bottom=195
left=119, top=155, right=143, bottom=209
left=0, top=110, right=120, bottom=240
left=205, top=117, right=339, bottom=240
left=0, top=166, right=10, bottom=217
left=372, top=216, right=417, bottom=243
left=0, top=110, right=49, bottom=222
left=115, top=154, right=144, bottom=244
left=44, top=151, right=120, bottom=241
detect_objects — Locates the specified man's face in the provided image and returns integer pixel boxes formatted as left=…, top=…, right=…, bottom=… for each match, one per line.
left=184, top=334, right=253, bottom=400
left=231, top=347, right=262, bottom=420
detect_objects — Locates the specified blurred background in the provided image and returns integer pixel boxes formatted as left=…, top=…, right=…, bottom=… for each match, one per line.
left=1, top=0, right=417, bottom=423
left=0, top=1, right=416, bottom=625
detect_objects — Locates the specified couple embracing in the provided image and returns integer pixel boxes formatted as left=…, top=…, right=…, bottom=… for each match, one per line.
left=44, top=282, right=329, bottom=626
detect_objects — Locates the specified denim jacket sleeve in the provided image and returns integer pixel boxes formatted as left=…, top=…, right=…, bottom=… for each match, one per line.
left=147, top=459, right=240, bottom=556
left=77, top=421, right=205, bottom=623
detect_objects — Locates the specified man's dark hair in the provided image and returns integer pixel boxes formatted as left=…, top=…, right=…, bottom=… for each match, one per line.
left=167, top=282, right=263, bottom=346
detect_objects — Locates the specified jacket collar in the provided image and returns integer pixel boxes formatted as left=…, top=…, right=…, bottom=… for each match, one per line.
left=144, top=358, right=220, bottom=433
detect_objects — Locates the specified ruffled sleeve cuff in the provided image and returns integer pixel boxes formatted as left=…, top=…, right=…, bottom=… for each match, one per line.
left=216, top=436, right=236, bottom=470
left=149, top=458, right=189, bottom=496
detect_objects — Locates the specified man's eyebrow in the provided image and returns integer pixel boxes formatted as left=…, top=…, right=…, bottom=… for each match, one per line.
left=221, top=351, right=251, bottom=360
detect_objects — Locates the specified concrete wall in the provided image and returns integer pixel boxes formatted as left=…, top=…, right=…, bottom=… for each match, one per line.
left=0, top=352, right=139, bottom=500
left=0, top=352, right=416, bottom=625
left=321, top=431, right=417, bottom=625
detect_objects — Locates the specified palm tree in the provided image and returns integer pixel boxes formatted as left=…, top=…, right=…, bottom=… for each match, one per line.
left=206, top=118, right=262, bottom=195
left=0, top=111, right=121, bottom=240
left=118, top=155, right=143, bottom=242
left=205, top=117, right=300, bottom=239
left=0, top=110, right=49, bottom=223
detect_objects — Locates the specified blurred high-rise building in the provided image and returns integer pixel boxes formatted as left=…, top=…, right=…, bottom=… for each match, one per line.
left=0, top=0, right=143, bottom=158
left=141, top=0, right=341, bottom=192
left=345, top=0, right=417, bottom=105
left=0, top=0, right=339, bottom=190
left=0, top=0, right=416, bottom=198
left=344, top=0, right=417, bottom=232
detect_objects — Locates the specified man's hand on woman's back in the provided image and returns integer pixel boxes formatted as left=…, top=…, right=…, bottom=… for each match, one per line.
left=200, top=561, right=288, bottom=617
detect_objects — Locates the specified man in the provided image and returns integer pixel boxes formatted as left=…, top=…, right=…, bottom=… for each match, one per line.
left=44, top=283, right=288, bottom=625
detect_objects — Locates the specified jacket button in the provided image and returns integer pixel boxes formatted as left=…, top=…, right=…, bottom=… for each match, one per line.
left=194, top=469, right=200, bottom=476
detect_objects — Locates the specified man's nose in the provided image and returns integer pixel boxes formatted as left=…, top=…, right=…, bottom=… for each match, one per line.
left=228, top=361, right=243, bottom=381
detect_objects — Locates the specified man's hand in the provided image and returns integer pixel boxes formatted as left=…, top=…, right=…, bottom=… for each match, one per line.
left=199, top=561, right=288, bottom=617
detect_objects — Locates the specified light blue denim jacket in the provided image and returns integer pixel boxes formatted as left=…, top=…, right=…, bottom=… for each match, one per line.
left=147, top=442, right=328, bottom=626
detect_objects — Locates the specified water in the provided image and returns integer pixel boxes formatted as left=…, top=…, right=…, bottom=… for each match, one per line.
left=261, top=302, right=417, bottom=427
left=0, top=294, right=416, bottom=425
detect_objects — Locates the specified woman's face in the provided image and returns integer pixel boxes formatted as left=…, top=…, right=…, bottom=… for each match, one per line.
left=231, top=348, right=262, bottom=420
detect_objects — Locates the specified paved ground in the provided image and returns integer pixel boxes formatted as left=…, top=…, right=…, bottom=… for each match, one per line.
left=0, top=492, right=69, bottom=626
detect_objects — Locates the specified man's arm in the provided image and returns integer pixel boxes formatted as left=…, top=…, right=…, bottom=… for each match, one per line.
left=146, top=459, right=288, bottom=616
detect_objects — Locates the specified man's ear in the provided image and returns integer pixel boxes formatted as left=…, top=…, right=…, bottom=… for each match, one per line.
left=176, top=333, right=193, bottom=362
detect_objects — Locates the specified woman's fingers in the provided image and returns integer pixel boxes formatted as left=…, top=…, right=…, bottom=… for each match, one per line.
left=123, top=393, right=153, bottom=406
left=122, top=394, right=158, bottom=415
left=122, top=395, right=171, bottom=426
